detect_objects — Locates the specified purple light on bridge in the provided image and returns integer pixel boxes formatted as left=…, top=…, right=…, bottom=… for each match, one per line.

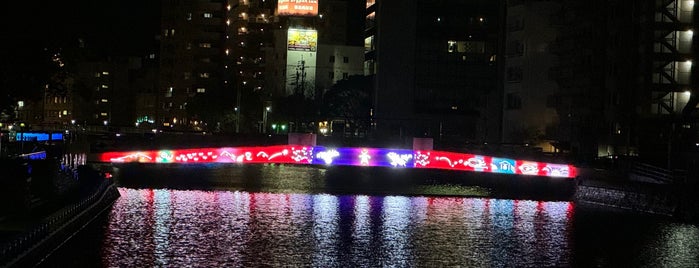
left=100, top=145, right=576, bottom=178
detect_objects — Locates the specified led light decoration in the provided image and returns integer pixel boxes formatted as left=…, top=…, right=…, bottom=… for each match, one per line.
left=543, top=164, right=571, bottom=178
left=316, top=149, right=339, bottom=165
left=109, top=152, right=153, bottom=163
left=490, top=158, right=516, bottom=174
left=386, top=152, right=412, bottom=167
left=518, top=162, right=539, bottom=175
left=414, top=151, right=431, bottom=167
left=156, top=150, right=174, bottom=163
left=358, top=149, right=371, bottom=166
left=100, top=145, right=576, bottom=178
left=291, top=147, right=313, bottom=163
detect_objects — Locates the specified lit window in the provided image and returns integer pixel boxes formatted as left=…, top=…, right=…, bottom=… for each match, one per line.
left=100, top=112, right=108, bottom=116
left=101, top=99, right=108, bottom=103
left=199, top=43, right=211, bottom=48
left=63, top=110, right=68, bottom=115
left=95, top=72, right=101, bottom=77
left=200, top=73, right=210, bottom=78
left=197, top=88, right=206, bottom=93
left=187, top=13, right=192, bottom=20
left=101, top=84, right=109, bottom=88
left=102, top=71, right=109, bottom=75
left=17, top=101, right=24, bottom=108
left=448, top=41, right=456, bottom=52
left=203, top=12, right=212, bottom=18
left=226, top=19, right=231, bottom=26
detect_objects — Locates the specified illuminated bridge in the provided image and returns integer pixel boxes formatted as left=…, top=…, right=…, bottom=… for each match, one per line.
left=99, top=145, right=576, bottom=179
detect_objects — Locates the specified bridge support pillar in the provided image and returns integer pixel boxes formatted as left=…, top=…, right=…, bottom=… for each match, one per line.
left=413, top=137, right=433, bottom=151
left=288, top=133, right=316, bottom=146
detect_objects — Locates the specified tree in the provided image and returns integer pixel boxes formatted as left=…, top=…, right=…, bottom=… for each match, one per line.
left=321, top=75, right=372, bottom=133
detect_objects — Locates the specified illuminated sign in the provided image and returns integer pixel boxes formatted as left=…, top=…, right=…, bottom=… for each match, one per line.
left=278, top=0, right=318, bottom=16
left=14, top=132, right=63, bottom=142
left=100, top=145, right=577, bottom=179
left=286, top=28, right=317, bottom=97
left=287, top=29, right=317, bottom=52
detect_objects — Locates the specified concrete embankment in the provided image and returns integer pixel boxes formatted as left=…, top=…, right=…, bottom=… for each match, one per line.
left=574, top=179, right=677, bottom=217
left=0, top=165, right=120, bottom=268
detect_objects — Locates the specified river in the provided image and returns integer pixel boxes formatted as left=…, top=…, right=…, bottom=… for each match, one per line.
left=37, top=186, right=699, bottom=267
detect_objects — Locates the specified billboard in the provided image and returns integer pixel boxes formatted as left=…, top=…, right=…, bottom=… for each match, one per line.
left=287, top=29, right=318, bottom=52
left=277, top=0, right=319, bottom=16
left=286, top=29, right=317, bottom=97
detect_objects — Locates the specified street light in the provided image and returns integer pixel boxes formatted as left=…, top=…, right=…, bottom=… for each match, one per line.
left=262, top=106, right=271, bottom=133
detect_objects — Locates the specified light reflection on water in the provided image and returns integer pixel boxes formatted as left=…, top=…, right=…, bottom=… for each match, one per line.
left=103, top=188, right=576, bottom=267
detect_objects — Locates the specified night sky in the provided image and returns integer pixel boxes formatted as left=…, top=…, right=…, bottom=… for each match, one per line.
left=2, top=0, right=160, bottom=61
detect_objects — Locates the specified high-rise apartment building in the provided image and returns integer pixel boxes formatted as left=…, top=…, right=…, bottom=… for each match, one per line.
left=506, top=0, right=699, bottom=166
left=159, top=0, right=362, bottom=132
left=501, top=0, right=561, bottom=152
left=365, top=0, right=500, bottom=145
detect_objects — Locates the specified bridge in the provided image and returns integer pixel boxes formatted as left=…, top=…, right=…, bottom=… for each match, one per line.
left=99, top=145, right=576, bottom=179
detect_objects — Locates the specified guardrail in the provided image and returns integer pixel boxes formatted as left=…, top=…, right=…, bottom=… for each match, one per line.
left=629, top=162, right=674, bottom=184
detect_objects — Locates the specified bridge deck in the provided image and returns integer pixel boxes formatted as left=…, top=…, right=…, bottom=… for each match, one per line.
left=98, top=145, right=576, bottom=179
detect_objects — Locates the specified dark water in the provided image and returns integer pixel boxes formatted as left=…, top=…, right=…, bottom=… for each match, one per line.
left=35, top=163, right=698, bottom=267
left=39, top=188, right=699, bottom=267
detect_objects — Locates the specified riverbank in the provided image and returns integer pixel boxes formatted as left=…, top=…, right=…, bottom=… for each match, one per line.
left=574, top=177, right=699, bottom=223
left=0, top=160, right=119, bottom=267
